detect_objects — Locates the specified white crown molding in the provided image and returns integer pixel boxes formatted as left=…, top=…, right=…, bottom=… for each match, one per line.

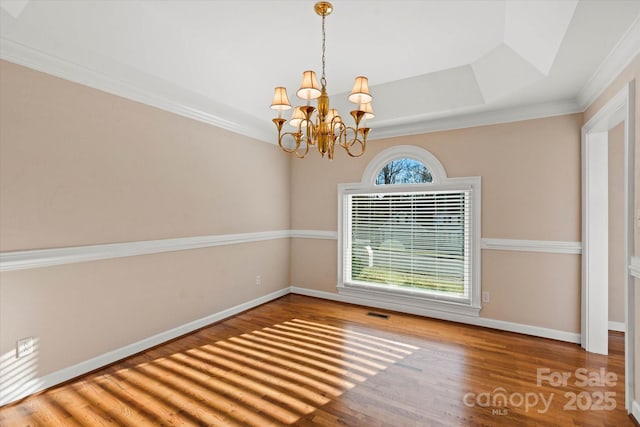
left=577, top=16, right=640, bottom=109
left=2, top=11, right=637, bottom=146
left=0, top=230, right=291, bottom=272
left=1, top=37, right=587, bottom=146
left=481, top=238, right=582, bottom=255
left=0, top=287, right=290, bottom=406
left=290, top=286, right=581, bottom=344
left=631, top=256, right=640, bottom=279
left=370, top=100, right=583, bottom=140
left=0, top=38, right=274, bottom=144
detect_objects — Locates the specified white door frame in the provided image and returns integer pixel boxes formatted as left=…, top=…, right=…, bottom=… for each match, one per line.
left=581, top=81, right=635, bottom=411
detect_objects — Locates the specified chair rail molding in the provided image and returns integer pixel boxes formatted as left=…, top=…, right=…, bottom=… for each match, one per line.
left=1, top=232, right=584, bottom=272
left=631, top=256, right=640, bottom=279
left=0, top=230, right=292, bottom=272
left=481, top=238, right=582, bottom=254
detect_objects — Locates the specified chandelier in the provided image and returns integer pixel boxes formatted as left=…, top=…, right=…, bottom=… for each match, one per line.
left=269, top=1, right=374, bottom=160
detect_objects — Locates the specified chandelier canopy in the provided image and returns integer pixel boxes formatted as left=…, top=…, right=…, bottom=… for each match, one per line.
left=270, top=1, right=374, bottom=160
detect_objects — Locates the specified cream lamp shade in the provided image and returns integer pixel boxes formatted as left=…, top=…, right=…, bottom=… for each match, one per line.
left=296, top=70, right=321, bottom=100
left=358, top=102, right=375, bottom=119
left=348, top=76, right=372, bottom=104
left=270, top=87, right=292, bottom=110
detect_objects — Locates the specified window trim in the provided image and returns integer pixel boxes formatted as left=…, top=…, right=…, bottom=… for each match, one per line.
left=337, top=146, right=482, bottom=317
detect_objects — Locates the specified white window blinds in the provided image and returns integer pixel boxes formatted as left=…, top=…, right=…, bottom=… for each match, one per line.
left=346, top=187, right=472, bottom=301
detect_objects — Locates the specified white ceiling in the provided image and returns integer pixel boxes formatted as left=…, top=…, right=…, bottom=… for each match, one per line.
left=1, top=0, right=639, bottom=142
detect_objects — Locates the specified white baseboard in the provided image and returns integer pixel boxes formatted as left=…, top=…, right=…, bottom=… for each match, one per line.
left=290, top=286, right=581, bottom=344
left=0, top=287, right=289, bottom=407
left=632, top=400, right=640, bottom=423
left=608, top=321, right=626, bottom=332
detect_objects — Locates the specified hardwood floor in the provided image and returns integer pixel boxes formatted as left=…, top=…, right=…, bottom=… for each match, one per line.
left=0, top=294, right=634, bottom=426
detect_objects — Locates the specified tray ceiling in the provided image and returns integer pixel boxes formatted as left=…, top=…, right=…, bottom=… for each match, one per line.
left=1, top=0, right=639, bottom=142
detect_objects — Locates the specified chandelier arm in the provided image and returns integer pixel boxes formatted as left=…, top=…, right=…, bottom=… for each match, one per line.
left=297, top=122, right=314, bottom=158
left=286, top=118, right=316, bottom=158
left=344, top=138, right=366, bottom=157
left=280, top=121, right=312, bottom=159
left=332, top=121, right=345, bottom=149
left=294, top=141, right=310, bottom=158
left=305, top=119, right=316, bottom=147
left=337, top=125, right=356, bottom=148
left=338, top=126, right=367, bottom=157
left=278, top=130, right=303, bottom=154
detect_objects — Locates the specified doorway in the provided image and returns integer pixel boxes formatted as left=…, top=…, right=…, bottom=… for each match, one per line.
left=581, top=81, right=635, bottom=411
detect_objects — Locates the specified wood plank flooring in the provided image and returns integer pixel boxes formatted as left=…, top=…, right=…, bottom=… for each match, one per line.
left=0, top=294, right=634, bottom=426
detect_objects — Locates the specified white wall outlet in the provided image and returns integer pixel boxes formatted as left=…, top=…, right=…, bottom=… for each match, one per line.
left=482, top=292, right=490, bottom=303
left=16, top=337, right=35, bottom=358
left=255, top=275, right=261, bottom=285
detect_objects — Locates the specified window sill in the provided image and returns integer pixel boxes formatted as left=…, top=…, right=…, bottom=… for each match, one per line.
left=337, top=282, right=481, bottom=317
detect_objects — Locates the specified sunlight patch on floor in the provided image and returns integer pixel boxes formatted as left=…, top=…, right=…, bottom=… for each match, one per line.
left=10, top=320, right=417, bottom=426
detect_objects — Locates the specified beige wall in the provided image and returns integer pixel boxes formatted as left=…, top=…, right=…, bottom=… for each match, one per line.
left=293, top=115, right=582, bottom=241
left=0, top=61, right=290, bottom=383
left=0, top=241, right=289, bottom=376
left=0, top=63, right=290, bottom=251
left=609, top=123, right=625, bottom=324
left=291, top=113, right=583, bottom=333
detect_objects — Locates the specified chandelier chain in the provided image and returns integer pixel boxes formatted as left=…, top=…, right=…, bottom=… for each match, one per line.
left=321, top=13, right=327, bottom=88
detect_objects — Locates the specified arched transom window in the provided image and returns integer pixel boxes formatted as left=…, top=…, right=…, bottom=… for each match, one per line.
left=375, top=158, right=432, bottom=185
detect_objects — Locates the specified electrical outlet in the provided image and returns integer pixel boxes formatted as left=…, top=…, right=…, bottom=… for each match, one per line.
left=16, top=337, right=35, bottom=358
left=255, top=275, right=261, bottom=285
left=482, top=292, right=490, bottom=303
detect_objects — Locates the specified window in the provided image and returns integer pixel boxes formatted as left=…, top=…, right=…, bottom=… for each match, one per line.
left=375, top=158, right=432, bottom=185
left=338, top=146, right=481, bottom=316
